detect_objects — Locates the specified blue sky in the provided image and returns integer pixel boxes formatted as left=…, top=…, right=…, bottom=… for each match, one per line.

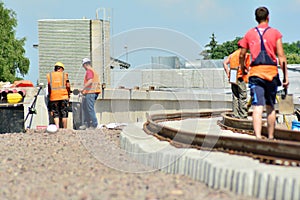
left=2, top=0, right=300, bottom=83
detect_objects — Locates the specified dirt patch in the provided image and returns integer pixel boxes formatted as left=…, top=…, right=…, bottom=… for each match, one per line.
left=0, top=128, right=253, bottom=200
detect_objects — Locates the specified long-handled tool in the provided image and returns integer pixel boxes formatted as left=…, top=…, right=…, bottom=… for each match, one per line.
left=277, top=62, right=294, bottom=129
left=24, top=84, right=44, bottom=129
left=247, top=97, right=252, bottom=111
left=276, top=95, right=291, bottom=129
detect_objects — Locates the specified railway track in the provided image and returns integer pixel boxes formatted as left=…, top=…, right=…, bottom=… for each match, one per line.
left=219, top=111, right=300, bottom=141
left=143, top=111, right=300, bottom=166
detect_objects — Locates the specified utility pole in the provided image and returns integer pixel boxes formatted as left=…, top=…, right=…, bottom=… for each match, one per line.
left=124, top=45, right=128, bottom=63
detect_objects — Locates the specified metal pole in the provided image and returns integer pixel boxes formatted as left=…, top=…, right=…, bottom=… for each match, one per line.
left=124, top=45, right=128, bottom=63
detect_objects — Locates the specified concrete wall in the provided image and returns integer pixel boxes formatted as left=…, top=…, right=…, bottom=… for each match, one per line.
left=151, top=56, right=181, bottom=69
left=23, top=87, right=232, bottom=129
left=20, top=68, right=300, bottom=129
left=111, top=68, right=230, bottom=89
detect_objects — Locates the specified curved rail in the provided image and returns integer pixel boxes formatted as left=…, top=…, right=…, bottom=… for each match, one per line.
left=143, top=111, right=300, bottom=166
left=219, top=112, right=300, bottom=142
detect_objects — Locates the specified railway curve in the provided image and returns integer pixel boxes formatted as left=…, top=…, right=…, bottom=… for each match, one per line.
left=143, top=111, right=300, bottom=166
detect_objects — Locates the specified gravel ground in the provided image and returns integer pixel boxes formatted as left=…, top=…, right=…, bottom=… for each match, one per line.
left=0, top=127, right=255, bottom=200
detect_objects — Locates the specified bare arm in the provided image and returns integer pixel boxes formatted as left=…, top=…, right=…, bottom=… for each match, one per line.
left=80, top=79, right=93, bottom=94
left=239, top=48, right=248, bottom=75
left=48, top=83, right=51, bottom=96
left=223, top=55, right=230, bottom=78
left=83, top=79, right=93, bottom=89
left=276, top=38, right=289, bottom=88
left=65, top=73, right=71, bottom=98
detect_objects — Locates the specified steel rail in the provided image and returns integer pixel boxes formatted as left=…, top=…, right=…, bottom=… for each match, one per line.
left=143, top=111, right=300, bottom=166
left=220, top=112, right=300, bottom=142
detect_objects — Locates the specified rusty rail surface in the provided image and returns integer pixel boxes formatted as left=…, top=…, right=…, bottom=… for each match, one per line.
left=143, top=111, right=300, bottom=166
left=219, top=112, right=300, bottom=142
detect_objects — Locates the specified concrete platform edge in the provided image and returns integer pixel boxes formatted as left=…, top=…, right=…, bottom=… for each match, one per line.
left=120, top=123, right=300, bottom=200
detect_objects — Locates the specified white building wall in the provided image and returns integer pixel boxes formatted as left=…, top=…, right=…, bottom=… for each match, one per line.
left=111, top=68, right=229, bottom=89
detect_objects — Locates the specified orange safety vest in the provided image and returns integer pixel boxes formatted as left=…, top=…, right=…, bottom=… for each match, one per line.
left=229, top=49, right=251, bottom=83
left=83, top=68, right=101, bottom=94
left=47, top=71, right=69, bottom=101
left=249, top=65, right=278, bottom=82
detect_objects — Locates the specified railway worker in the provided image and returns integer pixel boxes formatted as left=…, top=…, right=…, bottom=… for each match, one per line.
left=239, top=6, right=289, bottom=139
left=47, top=62, right=71, bottom=129
left=223, top=39, right=251, bottom=119
left=79, top=58, right=101, bottom=130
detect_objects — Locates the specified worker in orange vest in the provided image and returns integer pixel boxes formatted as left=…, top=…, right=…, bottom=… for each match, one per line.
left=47, top=62, right=71, bottom=129
left=223, top=39, right=251, bottom=119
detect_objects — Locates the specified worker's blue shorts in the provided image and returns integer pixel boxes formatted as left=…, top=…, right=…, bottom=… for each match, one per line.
left=248, top=76, right=280, bottom=108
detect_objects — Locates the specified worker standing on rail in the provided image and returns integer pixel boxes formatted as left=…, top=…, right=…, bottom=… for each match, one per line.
left=47, top=62, right=71, bottom=129
left=239, top=6, right=289, bottom=139
left=223, top=39, right=251, bottom=119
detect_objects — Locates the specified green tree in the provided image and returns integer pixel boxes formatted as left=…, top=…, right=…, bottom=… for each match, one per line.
left=204, top=35, right=300, bottom=64
left=0, top=2, right=29, bottom=82
left=212, top=37, right=242, bottom=59
left=201, top=33, right=218, bottom=59
left=286, top=53, right=300, bottom=64
left=206, top=33, right=218, bottom=52
left=283, top=41, right=300, bottom=64
left=283, top=41, right=300, bottom=55
left=203, top=36, right=242, bottom=59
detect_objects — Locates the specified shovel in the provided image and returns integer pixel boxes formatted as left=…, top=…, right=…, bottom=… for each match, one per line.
left=277, top=88, right=294, bottom=115
left=276, top=88, right=293, bottom=130
left=276, top=62, right=293, bottom=129
left=277, top=62, right=294, bottom=115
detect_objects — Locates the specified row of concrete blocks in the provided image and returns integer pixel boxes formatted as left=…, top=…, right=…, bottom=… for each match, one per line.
left=120, top=123, right=300, bottom=200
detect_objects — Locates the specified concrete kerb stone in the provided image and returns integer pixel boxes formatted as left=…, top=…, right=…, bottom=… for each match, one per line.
left=253, top=167, right=300, bottom=200
left=120, top=123, right=300, bottom=199
left=120, top=123, right=186, bottom=172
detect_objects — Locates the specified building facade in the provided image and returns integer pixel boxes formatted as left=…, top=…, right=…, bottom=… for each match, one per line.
left=38, top=19, right=111, bottom=89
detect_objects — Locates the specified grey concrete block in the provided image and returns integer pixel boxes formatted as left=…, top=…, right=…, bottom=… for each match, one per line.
left=103, top=89, right=130, bottom=99
left=120, top=122, right=300, bottom=199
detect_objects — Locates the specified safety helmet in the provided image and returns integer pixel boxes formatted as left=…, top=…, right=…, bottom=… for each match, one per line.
left=82, top=58, right=91, bottom=65
left=55, top=62, right=64, bottom=69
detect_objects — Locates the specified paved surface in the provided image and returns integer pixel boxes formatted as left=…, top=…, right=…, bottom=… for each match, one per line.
left=120, top=119, right=300, bottom=200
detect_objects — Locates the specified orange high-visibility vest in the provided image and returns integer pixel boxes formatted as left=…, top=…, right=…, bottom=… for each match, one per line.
left=83, top=68, right=101, bottom=94
left=47, top=71, right=69, bottom=101
left=249, top=65, right=278, bottom=82
left=229, top=49, right=251, bottom=83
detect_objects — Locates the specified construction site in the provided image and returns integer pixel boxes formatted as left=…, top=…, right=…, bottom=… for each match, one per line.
left=1, top=13, right=300, bottom=200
